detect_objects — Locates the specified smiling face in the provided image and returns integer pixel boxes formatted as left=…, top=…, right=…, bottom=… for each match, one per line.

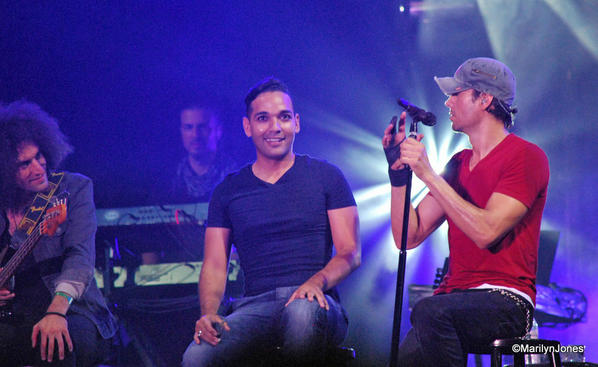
left=15, top=142, right=49, bottom=193
left=243, top=91, right=300, bottom=163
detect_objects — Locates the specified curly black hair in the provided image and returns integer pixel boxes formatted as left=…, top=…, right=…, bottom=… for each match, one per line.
left=0, top=100, right=73, bottom=210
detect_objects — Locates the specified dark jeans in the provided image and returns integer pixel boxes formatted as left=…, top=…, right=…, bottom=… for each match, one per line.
left=0, top=312, right=110, bottom=367
left=182, top=286, right=348, bottom=367
left=398, top=290, right=531, bottom=367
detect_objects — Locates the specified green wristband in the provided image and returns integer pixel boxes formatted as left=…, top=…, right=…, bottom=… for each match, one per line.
left=55, top=291, right=73, bottom=305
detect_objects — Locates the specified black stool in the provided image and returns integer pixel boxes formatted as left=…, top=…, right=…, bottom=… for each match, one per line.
left=248, top=346, right=356, bottom=366
left=468, top=338, right=561, bottom=367
left=327, top=346, right=356, bottom=366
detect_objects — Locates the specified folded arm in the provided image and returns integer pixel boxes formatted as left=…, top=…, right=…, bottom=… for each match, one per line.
left=389, top=135, right=528, bottom=250
left=422, top=172, right=528, bottom=249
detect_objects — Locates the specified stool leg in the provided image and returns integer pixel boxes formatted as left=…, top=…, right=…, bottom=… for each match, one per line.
left=490, top=350, right=502, bottom=367
left=550, top=351, right=562, bottom=367
left=513, top=353, right=525, bottom=367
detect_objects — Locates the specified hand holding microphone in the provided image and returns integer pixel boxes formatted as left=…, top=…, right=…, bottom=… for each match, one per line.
left=383, top=99, right=436, bottom=186
left=383, top=113, right=410, bottom=187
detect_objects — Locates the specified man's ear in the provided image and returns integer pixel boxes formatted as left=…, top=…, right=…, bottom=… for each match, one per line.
left=480, top=93, right=493, bottom=109
left=212, top=120, right=223, bottom=142
left=294, top=113, right=300, bottom=133
left=242, top=116, right=252, bottom=137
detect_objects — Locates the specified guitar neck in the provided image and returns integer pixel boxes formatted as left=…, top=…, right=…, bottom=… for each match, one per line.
left=0, top=227, right=42, bottom=288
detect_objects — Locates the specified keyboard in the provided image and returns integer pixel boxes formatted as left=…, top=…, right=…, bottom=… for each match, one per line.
left=95, top=260, right=241, bottom=288
left=95, top=203, right=209, bottom=260
left=96, top=203, right=209, bottom=227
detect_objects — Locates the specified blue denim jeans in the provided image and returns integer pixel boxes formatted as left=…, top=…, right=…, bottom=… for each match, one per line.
left=182, top=286, right=348, bottom=367
left=398, top=290, right=530, bottom=367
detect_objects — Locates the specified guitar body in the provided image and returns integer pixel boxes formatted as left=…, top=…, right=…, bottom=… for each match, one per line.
left=0, top=299, right=21, bottom=324
left=0, top=192, right=68, bottom=323
left=0, top=285, right=17, bottom=322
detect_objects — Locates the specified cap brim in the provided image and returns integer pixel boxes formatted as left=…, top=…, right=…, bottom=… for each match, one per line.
left=434, top=76, right=471, bottom=95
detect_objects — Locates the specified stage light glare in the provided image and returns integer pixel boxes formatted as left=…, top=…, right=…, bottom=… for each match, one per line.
left=381, top=230, right=400, bottom=267
left=355, top=188, right=394, bottom=231
left=354, top=183, right=390, bottom=204
left=543, top=0, right=598, bottom=61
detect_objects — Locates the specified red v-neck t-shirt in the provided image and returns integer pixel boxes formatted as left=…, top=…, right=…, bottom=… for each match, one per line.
left=434, top=134, right=549, bottom=303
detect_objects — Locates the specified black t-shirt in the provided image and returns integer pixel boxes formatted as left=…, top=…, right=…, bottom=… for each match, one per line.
left=208, top=155, right=356, bottom=297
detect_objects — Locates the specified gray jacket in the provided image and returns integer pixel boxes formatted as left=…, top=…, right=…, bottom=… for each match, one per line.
left=0, top=172, right=117, bottom=338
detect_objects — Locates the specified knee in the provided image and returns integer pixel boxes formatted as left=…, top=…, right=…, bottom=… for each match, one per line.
left=282, top=298, right=326, bottom=327
left=181, top=343, right=198, bottom=367
left=66, top=315, right=107, bottom=365
left=182, top=342, right=210, bottom=367
left=398, top=329, right=425, bottom=366
left=411, top=296, right=447, bottom=328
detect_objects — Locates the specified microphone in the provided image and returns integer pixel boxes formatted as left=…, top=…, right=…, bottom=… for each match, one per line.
left=397, top=98, right=437, bottom=126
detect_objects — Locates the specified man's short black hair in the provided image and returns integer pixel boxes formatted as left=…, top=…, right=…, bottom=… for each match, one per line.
left=244, top=77, right=291, bottom=115
left=179, top=104, right=220, bottom=126
left=0, top=100, right=73, bottom=209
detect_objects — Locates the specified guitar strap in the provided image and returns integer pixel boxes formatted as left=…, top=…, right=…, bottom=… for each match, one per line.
left=9, top=171, right=65, bottom=249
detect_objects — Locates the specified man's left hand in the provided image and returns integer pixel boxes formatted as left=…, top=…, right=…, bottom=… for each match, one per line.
left=285, top=277, right=329, bottom=310
left=31, top=314, right=73, bottom=363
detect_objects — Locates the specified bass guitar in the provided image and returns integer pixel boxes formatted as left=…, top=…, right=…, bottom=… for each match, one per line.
left=0, top=192, right=68, bottom=320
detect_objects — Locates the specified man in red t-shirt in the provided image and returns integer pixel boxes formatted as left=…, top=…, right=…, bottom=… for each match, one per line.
left=382, top=57, right=549, bottom=367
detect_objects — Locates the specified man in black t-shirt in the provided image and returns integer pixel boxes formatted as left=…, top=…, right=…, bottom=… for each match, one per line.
left=182, top=78, right=361, bottom=366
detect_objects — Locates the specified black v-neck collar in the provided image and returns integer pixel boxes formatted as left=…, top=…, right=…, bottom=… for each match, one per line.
left=250, top=156, right=300, bottom=186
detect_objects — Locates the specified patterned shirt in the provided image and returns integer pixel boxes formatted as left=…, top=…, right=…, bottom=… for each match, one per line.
left=170, top=153, right=239, bottom=203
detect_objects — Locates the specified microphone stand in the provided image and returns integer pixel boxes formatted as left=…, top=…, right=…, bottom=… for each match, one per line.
left=389, top=118, right=419, bottom=367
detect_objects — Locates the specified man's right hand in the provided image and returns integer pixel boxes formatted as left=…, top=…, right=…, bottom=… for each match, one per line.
left=0, top=288, right=15, bottom=306
left=193, top=314, right=230, bottom=346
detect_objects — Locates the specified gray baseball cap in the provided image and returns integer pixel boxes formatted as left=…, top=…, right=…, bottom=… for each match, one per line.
left=434, top=57, right=516, bottom=106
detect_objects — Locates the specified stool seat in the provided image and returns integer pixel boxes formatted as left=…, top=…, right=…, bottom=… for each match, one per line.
left=468, top=338, right=561, bottom=367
